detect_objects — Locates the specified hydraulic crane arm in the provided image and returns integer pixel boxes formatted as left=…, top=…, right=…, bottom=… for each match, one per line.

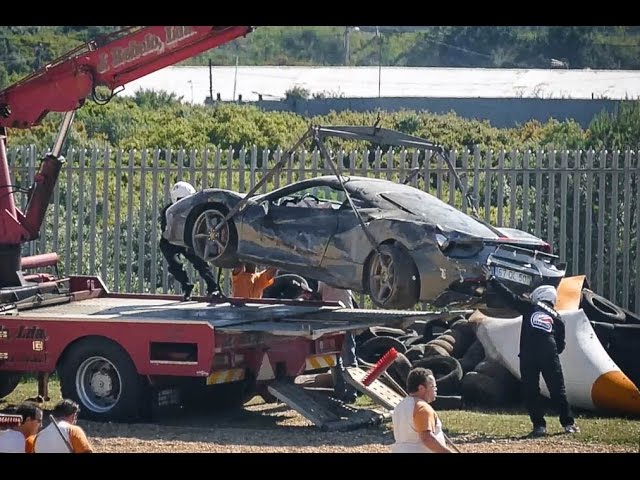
left=0, top=26, right=253, bottom=288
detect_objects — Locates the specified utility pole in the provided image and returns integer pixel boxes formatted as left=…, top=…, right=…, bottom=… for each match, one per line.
left=209, top=59, right=213, bottom=102
left=376, top=27, right=382, bottom=98
left=344, top=27, right=350, bottom=66
left=343, top=26, right=360, bottom=66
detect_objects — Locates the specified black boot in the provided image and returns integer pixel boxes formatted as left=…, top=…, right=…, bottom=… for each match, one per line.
left=182, top=283, right=194, bottom=301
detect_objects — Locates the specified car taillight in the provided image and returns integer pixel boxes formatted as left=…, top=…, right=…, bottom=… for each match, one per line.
left=539, top=242, right=552, bottom=254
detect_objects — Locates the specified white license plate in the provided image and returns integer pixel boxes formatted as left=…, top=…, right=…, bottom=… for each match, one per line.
left=493, top=266, right=532, bottom=286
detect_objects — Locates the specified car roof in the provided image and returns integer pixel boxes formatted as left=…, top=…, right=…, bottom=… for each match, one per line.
left=297, top=175, right=497, bottom=238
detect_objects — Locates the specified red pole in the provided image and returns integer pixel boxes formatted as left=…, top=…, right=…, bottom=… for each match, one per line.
left=362, top=347, right=398, bottom=386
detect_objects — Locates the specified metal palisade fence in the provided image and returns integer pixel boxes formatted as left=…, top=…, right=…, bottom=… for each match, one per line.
left=8, top=144, right=640, bottom=313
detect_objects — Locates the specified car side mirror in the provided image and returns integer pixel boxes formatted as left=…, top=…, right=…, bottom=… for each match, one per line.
left=261, top=201, right=270, bottom=217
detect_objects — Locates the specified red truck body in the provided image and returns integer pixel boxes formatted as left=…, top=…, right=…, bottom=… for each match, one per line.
left=0, top=275, right=372, bottom=421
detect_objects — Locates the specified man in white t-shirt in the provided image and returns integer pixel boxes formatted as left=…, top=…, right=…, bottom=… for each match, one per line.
left=317, top=281, right=358, bottom=402
left=0, top=403, right=42, bottom=453
left=391, top=367, right=455, bottom=453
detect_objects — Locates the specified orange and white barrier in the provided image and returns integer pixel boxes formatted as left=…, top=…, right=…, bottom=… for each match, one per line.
left=475, top=309, right=640, bottom=416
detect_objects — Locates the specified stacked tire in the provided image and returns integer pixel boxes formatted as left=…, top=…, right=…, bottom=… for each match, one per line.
left=581, top=289, right=640, bottom=389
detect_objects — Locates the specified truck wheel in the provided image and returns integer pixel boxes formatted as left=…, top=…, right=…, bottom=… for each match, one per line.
left=59, top=338, right=145, bottom=422
left=0, top=372, right=21, bottom=398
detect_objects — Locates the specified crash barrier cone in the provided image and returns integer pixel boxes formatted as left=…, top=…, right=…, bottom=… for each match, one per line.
left=362, top=347, right=398, bottom=386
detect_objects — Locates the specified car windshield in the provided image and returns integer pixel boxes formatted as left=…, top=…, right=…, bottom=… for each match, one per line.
left=377, top=189, right=498, bottom=238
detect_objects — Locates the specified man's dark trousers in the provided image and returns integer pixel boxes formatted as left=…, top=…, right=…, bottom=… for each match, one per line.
left=520, top=340, right=574, bottom=429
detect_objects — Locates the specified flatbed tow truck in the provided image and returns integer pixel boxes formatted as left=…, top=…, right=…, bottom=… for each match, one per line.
left=1, top=273, right=448, bottom=428
left=0, top=26, right=457, bottom=429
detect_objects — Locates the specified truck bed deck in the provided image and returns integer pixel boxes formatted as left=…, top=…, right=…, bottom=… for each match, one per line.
left=15, top=294, right=461, bottom=338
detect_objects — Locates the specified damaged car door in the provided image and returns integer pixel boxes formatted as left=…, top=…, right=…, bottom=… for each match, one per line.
left=252, top=186, right=340, bottom=268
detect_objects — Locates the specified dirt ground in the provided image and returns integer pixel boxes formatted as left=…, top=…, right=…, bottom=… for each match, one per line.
left=81, top=400, right=635, bottom=453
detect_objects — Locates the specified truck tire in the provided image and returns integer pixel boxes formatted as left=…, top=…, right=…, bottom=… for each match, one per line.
left=0, top=372, right=21, bottom=399
left=59, top=338, right=146, bottom=422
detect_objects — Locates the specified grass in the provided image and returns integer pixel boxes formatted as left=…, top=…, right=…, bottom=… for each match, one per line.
left=440, top=408, right=640, bottom=448
left=4, top=377, right=640, bottom=449
left=1, top=376, right=62, bottom=412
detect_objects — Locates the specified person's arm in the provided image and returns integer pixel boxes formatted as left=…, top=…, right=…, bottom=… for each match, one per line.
left=255, top=268, right=277, bottom=295
left=263, top=267, right=278, bottom=282
left=414, top=401, right=454, bottom=453
left=159, top=205, right=169, bottom=234
left=481, top=265, right=531, bottom=314
left=69, top=425, right=93, bottom=453
left=554, top=314, right=566, bottom=354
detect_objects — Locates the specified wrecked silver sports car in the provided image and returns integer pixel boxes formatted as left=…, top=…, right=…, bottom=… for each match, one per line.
left=163, top=174, right=565, bottom=311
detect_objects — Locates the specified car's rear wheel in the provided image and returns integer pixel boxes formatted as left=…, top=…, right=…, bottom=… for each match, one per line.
left=188, top=205, right=238, bottom=267
left=366, top=243, right=419, bottom=309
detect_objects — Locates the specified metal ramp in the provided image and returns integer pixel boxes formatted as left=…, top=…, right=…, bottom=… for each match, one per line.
left=343, top=367, right=405, bottom=410
left=267, top=381, right=385, bottom=431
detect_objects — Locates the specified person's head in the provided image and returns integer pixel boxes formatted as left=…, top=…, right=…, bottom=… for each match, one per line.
left=52, top=399, right=80, bottom=424
left=406, top=367, right=437, bottom=403
left=16, top=402, right=43, bottom=437
left=531, top=284, right=557, bottom=306
left=243, top=262, right=257, bottom=274
left=170, top=181, right=196, bottom=204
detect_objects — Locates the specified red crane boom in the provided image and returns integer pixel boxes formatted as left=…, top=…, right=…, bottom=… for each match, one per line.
left=0, top=26, right=253, bottom=287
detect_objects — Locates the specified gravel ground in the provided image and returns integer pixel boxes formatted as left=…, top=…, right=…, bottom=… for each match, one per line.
left=80, top=400, right=635, bottom=453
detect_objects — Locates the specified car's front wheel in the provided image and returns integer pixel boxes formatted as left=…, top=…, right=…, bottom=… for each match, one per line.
left=188, top=205, right=238, bottom=267
left=366, top=243, right=419, bottom=309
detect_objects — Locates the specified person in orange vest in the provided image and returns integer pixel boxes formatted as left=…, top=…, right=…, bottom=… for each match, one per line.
left=26, top=399, right=93, bottom=453
left=231, top=263, right=277, bottom=299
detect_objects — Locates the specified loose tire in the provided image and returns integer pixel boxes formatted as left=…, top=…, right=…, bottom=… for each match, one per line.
left=357, top=336, right=407, bottom=364
left=581, top=289, right=626, bottom=324
left=59, top=338, right=146, bottom=422
left=366, top=243, right=419, bottom=309
left=413, top=355, right=463, bottom=395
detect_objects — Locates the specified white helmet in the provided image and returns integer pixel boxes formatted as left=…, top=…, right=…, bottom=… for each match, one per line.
left=531, top=284, right=557, bottom=305
left=170, top=181, right=196, bottom=203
